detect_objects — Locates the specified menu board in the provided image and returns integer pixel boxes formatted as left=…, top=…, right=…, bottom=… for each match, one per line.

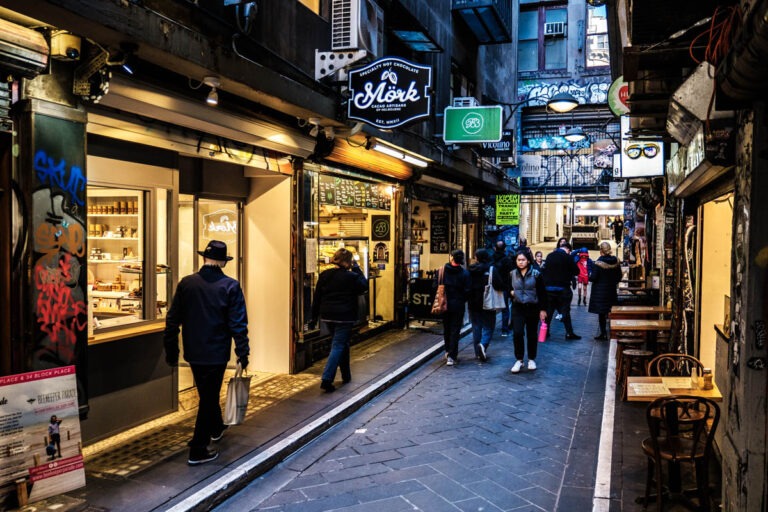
left=319, top=175, right=391, bottom=211
left=430, top=210, right=450, bottom=254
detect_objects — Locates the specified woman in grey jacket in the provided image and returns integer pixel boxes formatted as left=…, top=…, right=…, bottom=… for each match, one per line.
left=509, top=250, right=548, bottom=373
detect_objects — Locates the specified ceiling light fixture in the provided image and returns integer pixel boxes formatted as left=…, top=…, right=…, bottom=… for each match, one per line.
left=564, top=126, right=587, bottom=142
left=547, top=92, right=579, bottom=113
left=203, top=76, right=220, bottom=106
left=369, top=140, right=429, bottom=168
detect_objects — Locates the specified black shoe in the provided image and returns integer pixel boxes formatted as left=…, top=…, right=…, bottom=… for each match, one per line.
left=594, top=334, right=608, bottom=341
left=565, top=333, right=582, bottom=340
left=342, top=376, right=351, bottom=384
left=188, top=448, right=219, bottom=466
left=320, top=380, right=336, bottom=393
left=211, top=425, right=228, bottom=442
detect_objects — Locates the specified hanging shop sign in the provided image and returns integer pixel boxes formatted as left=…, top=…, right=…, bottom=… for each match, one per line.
left=348, top=57, right=432, bottom=129
left=443, top=105, right=503, bottom=144
left=0, top=366, right=85, bottom=505
left=620, top=116, right=664, bottom=178
left=496, top=194, right=520, bottom=225
left=608, top=76, right=630, bottom=116
left=319, top=174, right=392, bottom=210
left=518, top=154, right=543, bottom=179
left=477, top=130, right=513, bottom=157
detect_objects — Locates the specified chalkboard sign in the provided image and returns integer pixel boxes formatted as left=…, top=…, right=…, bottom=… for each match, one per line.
left=430, top=210, right=450, bottom=253
left=409, top=278, right=437, bottom=319
left=319, top=174, right=391, bottom=211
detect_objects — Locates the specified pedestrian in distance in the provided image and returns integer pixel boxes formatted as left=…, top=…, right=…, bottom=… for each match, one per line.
left=589, top=242, right=623, bottom=340
left=509, top=250, right=548, bottom=373
left=515, top=236, right=534, bottom=263
left=439, top=249, right=471, bottom=366
left=164, top=240, right=250, bottom=466
left=468, top=248, right=504, bottom=362
left=310, top=248, right=369, bottom=393
left=575, top=248, right=594, bottom=306
left=48, top=415, right=62, bottom=459
left=532, top=250, right=544, bottom=272
left=542, top=241, right=581, bottom=340
left=491, top=241, right=514, bottom=336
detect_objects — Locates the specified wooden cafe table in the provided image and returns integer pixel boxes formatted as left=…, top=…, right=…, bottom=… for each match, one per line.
left=626, top=376, right=723, bottom=402
left=610, top=305, right=672, bottom=320
left=609, top=318, right=672, bottom=340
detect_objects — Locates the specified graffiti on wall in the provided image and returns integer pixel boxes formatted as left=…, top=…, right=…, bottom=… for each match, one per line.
left=519, top=152, right=611, bottom=189
left=518, top=77, right=611, bottom=107
left=31, top=115, right=88, bottom=376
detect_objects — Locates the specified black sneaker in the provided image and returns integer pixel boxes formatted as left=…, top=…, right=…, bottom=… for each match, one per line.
left=188, top=448, right=219, bottom=466
left=320, top=380, right=336, bottom=393
left=565, top=333, right=582, bottom=340
left=594, top=334, right=609, bottom=341
left=211, top=425, right=228, bottom=442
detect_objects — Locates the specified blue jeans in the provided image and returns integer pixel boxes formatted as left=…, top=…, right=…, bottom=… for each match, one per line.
left=500, top=294, right=511, bottom=333
left=321, top=321, right=353, bottom=383
left=469, top=309, right=496, bottom=357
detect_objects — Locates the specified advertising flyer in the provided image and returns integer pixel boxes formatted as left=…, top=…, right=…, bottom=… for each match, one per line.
left=0, top=366, right=85, bottom=508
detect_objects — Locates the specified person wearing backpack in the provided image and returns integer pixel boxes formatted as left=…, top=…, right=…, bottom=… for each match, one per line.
left=468, top=248, right=505, bottom=362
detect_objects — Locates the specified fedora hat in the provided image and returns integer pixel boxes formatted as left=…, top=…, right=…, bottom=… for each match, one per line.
left=197, top=240, right=233, bottom=261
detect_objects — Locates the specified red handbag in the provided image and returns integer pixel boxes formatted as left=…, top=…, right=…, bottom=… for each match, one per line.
left=431, top=266, right=448, bottom=315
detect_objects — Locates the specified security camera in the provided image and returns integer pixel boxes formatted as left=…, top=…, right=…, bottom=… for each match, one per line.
left=66, top=47, right=80, bottom=60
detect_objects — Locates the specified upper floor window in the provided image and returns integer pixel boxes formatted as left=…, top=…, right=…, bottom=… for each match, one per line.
left=586, top=4, right=609, bottom=68
left=450, top=62, right=476, bottom=105
left=518, top=5, right=568, bottom=72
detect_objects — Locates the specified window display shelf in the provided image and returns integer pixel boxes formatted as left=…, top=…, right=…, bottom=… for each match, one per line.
left=90, top=237, right=139, bottom=241
left=88, top=259, right=141, bottom=264
left=89, top=213, right=139, bottom=217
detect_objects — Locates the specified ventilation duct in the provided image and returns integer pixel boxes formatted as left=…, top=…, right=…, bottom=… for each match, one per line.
left=0, top=17, right=48, bottom=78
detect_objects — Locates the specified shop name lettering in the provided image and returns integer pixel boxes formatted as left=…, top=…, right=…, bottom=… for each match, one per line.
left=353, top=77, right=421, bottom=110
left=208, top=219, right=237, bottom=234
left=411, top=293, right=432, bottom=306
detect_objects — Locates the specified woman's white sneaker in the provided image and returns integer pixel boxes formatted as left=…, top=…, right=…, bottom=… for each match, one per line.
left=510, top=360, right=524, bottom=373
left=527, top=359, right=537, bottom=371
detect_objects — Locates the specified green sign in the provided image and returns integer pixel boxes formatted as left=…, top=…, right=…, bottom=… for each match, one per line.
left=496, top=194, right=520, bottom=225
left=443, top=106, right=503, bottom=144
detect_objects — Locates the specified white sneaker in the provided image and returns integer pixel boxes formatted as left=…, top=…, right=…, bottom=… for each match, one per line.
left=555, top=313, right=563, bottom=321
left=446, top=357, right=456, bottom=366
left=527, top=360, right=537, bottom=371
left=478, top=344, right=487, bottom=362
left=510, top=360, right=524, bottom=373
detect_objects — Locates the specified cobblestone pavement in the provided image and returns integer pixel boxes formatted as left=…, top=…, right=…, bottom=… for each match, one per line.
left=216, top=303, right=610, bottom=512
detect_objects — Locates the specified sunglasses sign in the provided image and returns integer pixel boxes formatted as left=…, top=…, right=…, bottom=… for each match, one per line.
left=619, top=115, right=664, bottom=177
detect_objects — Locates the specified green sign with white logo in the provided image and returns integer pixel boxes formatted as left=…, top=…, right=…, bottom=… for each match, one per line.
left=443, top=106, right=503, bottom=144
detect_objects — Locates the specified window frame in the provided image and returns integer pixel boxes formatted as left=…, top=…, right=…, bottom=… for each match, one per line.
left=518, top=3, right=569, bottom=73
left=585, top=3, right=610, bottom=69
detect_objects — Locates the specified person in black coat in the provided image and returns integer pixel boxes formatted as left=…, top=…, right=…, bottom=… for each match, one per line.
left=491, top=241, right=514, bottom=336
left=542, top=242, right=581, bottom=340
left=164, top=240, right=249, bottom=465
left=468, top=248, right=505, bottom=362
left=439, top=249, right=471, bottom=366
left=589, top=242, right=623, bottom=340
left=311, top=248, right=369, bottom=392
left=509, top=250, right=548, bottom=373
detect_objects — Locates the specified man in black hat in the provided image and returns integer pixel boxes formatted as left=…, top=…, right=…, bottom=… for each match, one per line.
left=164, top=240, right=250, bottom=465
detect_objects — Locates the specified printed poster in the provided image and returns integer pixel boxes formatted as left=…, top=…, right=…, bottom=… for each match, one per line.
left=0, top=366, right=85, bottom=508
left=495, top=194, right=520, bottom=225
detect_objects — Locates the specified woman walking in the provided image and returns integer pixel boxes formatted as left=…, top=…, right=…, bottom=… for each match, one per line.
left=576, top=250, right=594, bottom=305
left=588, top=242, right=623, bottom=340
left=468, top=248, right=504, bottom=362
left=440, top=249, right=471, bottom=366
left=509, top=251, right=548, bottom=373
left=310, top=248, right=369, bottom=392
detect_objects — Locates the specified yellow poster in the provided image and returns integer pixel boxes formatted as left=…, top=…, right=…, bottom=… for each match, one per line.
left=496, top=194, right=520, bottom=225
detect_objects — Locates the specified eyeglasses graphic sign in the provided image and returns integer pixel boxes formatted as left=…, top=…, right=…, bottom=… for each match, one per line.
left=620, top=139, right=664, bottom=177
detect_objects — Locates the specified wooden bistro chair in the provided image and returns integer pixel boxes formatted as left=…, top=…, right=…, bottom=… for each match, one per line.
left=647, top=353, right=705, bottom=378
left=642, top=395, right=720, bottom=512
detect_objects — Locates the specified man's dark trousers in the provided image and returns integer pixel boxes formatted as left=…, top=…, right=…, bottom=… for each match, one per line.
left=546, top=288, right=576, bottom=336
left=189, top=364, right=227, bottom=450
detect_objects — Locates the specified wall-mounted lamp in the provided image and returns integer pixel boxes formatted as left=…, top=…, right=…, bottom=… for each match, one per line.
left=564, top=126, right=587, bottom=143
left=547, top=92, right=580, bottom=113
left=368, top=139, right=429, bottom=168
left=203, top=76, right=220, bottom=106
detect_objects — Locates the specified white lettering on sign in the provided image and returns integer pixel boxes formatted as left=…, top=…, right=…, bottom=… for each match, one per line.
left=208, top=217, right=237, bottom=234
left=353, top=80, right=421, bottom=110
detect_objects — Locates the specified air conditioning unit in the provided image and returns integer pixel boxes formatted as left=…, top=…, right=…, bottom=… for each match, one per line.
left=453, top=97, right=479, bottom=107
left=544, top=22, right=566, bottom=37
left=331, top=0, right=384, bottom=57
left=498, top=157, right=516, bottom=167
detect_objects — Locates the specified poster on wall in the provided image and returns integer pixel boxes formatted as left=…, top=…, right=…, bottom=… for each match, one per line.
left=0, top=366, right=85, bottom=508
left=430, top=210, right=450, bottom=254
left=495, top=194, right=520, bottom=225
left=371, top=215, right=391, bottom=241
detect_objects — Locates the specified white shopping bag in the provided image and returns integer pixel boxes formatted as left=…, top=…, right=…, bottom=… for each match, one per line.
left=223, top=363, right=251, bottom=425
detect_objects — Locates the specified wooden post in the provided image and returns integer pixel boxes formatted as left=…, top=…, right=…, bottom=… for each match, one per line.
left=15, top=479, right=28, bottom=507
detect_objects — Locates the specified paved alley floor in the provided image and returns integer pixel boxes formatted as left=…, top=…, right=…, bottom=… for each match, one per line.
left=215, top=304, right=610, bottom=512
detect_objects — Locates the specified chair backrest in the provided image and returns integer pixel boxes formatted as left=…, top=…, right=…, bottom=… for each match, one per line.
left=646, top=353, right=705, bottom=377
left=645, top=395, right=720, bottom=461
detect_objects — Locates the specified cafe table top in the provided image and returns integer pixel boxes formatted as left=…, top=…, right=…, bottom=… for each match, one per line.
left=610, top=319, right=672, bottom=331
left=626, top=376, right=723, bottom=402
left=611, top=306, right=672, bottom=314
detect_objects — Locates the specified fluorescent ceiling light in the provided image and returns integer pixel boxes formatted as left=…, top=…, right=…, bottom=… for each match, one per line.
left=370, top=141, right=429, bottom=168
left=416, top=174, right=463, bottom=193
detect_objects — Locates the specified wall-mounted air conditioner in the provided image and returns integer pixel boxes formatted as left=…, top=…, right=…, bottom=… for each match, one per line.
left=544, top=22, right=566, bottom=37
left=331, top=0, right=384, bottom=58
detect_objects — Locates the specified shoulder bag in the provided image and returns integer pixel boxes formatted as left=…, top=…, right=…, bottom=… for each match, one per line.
left=431, top=266, right=448, bottom=315
left=483, top=266, right=506, bottom=310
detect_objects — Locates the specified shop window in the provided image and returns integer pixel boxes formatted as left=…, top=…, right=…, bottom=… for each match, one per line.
left=88, top=186, right=171, bottom=330
left=585, top=4, right=609, bottom=68
left=197, top=199, right=240, bottom=281
left=518, top=4, right=568, bottom=72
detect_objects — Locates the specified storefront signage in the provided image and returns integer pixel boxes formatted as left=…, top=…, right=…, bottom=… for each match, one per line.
left=518, top=155, right=543, bottom=179
left=203, top=209, right=238, bottom=240
left=430, top=210, right=450, bottom=254
left=496, top=194, right=520, bottom=225
left=608, top=76, right=630, bottom=116
left=409, top=278, right=437, bottom=319
left=371, top=215, right=391, bottom=241
left=0, top=366, right=85, bottom=505
left=348, top=57, right=432, bottom=129
left=319, top=175, right=391, bottom=211
left=620, top=116, right=664, bottom=178
left=443, top=106, right=503, bottom=144
left=477, top=130, right=513, bottom=157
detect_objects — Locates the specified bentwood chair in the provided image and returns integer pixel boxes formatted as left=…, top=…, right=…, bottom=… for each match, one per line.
left=646, top=353, right=705, bottom=378
left=642, top=395, right=720, bottom=512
